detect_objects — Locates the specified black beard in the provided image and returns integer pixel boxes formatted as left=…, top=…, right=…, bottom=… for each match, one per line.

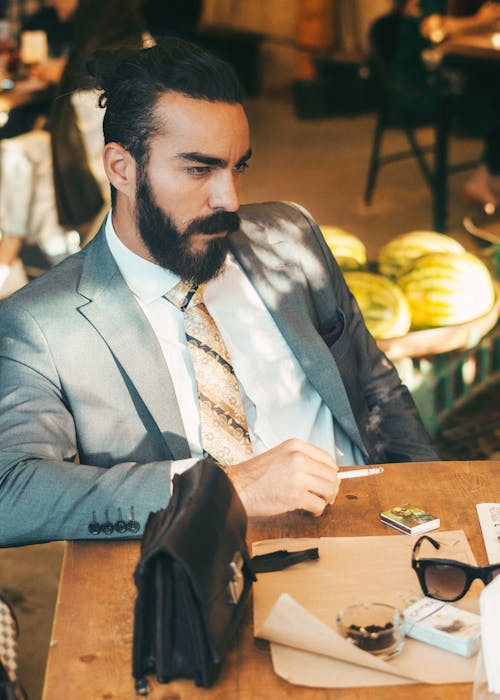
left=135, top=167, right=240, bottom=285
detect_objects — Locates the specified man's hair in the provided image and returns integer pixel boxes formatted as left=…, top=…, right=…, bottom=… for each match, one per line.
left=88, top=39, right=244, bottom=170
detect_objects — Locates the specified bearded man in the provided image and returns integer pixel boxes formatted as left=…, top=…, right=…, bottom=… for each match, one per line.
left=0, top=40, right=439, bottom=546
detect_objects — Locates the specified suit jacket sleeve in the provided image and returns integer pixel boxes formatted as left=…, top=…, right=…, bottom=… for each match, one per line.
left=0, top=301, right=173, bottom=546
left=292, top=202, right=440, bottom=464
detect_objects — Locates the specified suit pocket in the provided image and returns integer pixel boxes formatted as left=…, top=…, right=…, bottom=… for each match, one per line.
left=320, top=310, right=345, bottom=348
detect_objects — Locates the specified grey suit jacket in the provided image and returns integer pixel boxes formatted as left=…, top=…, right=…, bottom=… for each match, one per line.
left=0, top=202, right=438, bottom=546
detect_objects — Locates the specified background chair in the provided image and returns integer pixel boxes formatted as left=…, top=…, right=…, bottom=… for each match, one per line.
left=0, top=87, right=108, bottom=295
left=363, top=12, right=478, bottom=231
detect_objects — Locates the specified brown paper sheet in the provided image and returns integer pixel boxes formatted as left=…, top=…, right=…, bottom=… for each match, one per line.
left=253, top=531, right=482, bottom=688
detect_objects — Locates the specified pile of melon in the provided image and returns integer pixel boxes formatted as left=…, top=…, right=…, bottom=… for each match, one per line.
left=320, top=226, right=496, bottom=340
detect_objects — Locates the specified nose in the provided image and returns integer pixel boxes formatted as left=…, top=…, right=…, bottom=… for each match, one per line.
left=208, top=171, right=240, bottom=212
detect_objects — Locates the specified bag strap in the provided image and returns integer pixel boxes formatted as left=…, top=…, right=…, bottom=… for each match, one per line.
left=251, top=547, right=319, bottom=573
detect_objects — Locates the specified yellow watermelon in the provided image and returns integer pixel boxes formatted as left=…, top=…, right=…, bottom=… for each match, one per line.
left=320, top=225, right=367, bottom=271
left=344, top=271, right=412, bottom=339
left=397, top=251, right=496, bottom=328
left=379, top=231, right=465, bottom=278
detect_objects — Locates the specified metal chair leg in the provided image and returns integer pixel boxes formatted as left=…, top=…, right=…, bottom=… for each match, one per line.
left=404, top=126, right=434, bottom=188
left=364, top=115, right=385, bottom=204
left=432, top=92, right=450, bottom=233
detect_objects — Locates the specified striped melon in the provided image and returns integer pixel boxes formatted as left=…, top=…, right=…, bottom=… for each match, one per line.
left=397, top=251, right=496, bottom=328
left=344, top=271, right=412, bottom=339
left=320, top=225, right=367, bottom=271
left=379, top=231, right=465, bottom=279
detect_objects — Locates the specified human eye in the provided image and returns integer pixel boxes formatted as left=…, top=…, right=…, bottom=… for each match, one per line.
left=185, top=166, right=212, bottom=177
left=234, top=161, right=249, bottom=175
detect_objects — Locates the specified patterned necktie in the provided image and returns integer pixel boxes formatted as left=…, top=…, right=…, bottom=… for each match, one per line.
left=165, top=280, right=253, bottom=467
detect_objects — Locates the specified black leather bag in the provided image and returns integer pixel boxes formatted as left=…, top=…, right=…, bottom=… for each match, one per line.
left=132, top=459, right=256, bottom=693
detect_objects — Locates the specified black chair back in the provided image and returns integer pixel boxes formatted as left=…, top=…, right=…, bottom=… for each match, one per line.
left=363, top=10, right=479, bottom=230
left=369, top=12, right=403, bottom=77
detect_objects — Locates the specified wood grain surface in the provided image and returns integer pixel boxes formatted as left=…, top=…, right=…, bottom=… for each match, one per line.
left=42, top=460, right=499, bottom=700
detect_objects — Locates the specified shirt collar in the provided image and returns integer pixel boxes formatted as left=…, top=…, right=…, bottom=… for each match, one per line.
left=105, top=213, right=182, bottom=303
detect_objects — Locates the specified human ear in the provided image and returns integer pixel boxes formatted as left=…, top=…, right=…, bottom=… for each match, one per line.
left=103, top=142, right=136, bottom=200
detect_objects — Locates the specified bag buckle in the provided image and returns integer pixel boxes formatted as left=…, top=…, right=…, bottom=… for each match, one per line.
left=225, top=551, right=244, bottom=605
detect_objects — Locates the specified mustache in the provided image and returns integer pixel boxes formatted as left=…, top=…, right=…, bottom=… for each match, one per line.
left=184, top=211, right=241, bottom=237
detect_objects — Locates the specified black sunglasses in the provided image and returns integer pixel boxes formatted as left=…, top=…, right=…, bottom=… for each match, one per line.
left=412, top=535, right=500, bottom=602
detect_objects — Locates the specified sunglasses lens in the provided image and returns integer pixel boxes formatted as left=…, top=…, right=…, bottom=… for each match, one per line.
left=489, top=567, right=500, bottom=582
left=424, top=564, right=467, bottom=600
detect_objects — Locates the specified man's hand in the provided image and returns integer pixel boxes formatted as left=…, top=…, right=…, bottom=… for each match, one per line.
left=226, top=438, right=339, bottom=517
left=476, top=2, right=500, bottom=28
left=422, top=4, right=500, bottom=42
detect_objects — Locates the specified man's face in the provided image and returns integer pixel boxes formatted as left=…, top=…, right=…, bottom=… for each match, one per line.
left=132, top=93, right=251, bottom=284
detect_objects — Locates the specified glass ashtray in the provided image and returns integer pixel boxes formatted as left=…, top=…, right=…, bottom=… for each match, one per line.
left=336, top=602, right=405, bottom=660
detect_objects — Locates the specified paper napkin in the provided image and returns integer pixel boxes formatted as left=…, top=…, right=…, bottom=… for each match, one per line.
left=479, top=574, right=500, bottom=694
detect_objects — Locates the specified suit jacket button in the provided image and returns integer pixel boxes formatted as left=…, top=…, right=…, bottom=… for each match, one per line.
left=88, top=512, right=101, bottom=535
left=101, top=521, right=114, bottom=535
left=88, top=522, right=101, bottom=535
left=127, top=519, right=140, bottom=533
left=114, top=519, right=127, bottom=534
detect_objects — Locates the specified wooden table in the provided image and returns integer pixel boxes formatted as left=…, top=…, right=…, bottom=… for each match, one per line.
left=442, top=30, right=500, bottom=61
left=0, top=78, right=51, bottom=114
left=41, top=460, right=499, bottom=699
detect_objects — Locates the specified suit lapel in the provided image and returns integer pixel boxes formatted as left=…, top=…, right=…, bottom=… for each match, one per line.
left=76, top=229, right=189, bottom=459
left=229, top=229, right=364, bottom=451
left=75, top=219, right=364, bottom=457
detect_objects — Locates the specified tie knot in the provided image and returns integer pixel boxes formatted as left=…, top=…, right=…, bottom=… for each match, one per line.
left=165, top=281, right=203, bottom=311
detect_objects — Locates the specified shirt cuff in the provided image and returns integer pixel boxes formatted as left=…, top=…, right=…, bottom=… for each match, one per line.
left=170, top=457, right=200, bottom=480
left=0, top=264, right=10, bottom=290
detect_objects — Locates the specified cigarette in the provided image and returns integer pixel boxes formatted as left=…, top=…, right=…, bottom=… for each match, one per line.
left=338, top=467, right=384, bottom=480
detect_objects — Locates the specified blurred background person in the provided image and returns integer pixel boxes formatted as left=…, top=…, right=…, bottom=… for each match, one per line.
left=0, top=0, right=74, bottom=137
left=0, top=0, right=48, bottom=43
left=389, top=0, right=500, bottom=207
left=20, top=0, right=74, bottom=80
left=140, top=0, right=202, bottom=43
left=0, top=0, right=150, bottom=297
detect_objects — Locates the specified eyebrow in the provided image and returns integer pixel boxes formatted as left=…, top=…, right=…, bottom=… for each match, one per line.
left=176, top=148, right=252, bottom=168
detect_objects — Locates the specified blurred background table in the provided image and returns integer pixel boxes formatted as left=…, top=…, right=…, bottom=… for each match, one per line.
left=42, top=460, right=499, bottom=700
left=441, top=30, right=500, bottom=61
left=0, top=76, right=50, bottom=115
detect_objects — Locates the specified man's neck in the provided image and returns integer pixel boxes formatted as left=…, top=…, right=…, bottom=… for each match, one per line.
left=110, top=205, right=156, bottom=263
